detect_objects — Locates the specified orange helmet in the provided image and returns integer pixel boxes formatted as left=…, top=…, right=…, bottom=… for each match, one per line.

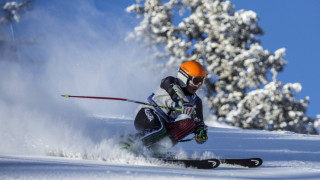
left=177, top=61, right=206, bottom=87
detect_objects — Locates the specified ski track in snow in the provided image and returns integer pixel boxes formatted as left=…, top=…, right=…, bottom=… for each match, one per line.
left=1, top=116, right=320, bottom=179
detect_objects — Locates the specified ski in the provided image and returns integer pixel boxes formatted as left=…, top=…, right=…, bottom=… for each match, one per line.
left=119, top=135, right=262, bottom=169
left=160, top=158, right=262, bottom=169
left=219, top=158, right=263, bottom=168
left=161, top=158, right=220, bottom=169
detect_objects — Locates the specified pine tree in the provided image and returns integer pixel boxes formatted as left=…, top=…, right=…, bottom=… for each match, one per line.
left=0, top=0, right=34, bottom=61
left=0, top=0, right=34, bottom=24
left=127, top=0, right=318, bottom=134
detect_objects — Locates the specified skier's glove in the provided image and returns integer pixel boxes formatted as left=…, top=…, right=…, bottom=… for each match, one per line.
left=194, top=125, right=208, bottom=144
left=172, top=84, right=195, bottom=116
left=181, top=103, right=195, bottom=116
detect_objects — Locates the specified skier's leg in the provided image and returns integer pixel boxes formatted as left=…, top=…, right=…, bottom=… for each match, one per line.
left=146, top=118, right=196, bottom=156
left=134, top=108, right=169, bottom=147
left=165, top=118, right=196, bottom=142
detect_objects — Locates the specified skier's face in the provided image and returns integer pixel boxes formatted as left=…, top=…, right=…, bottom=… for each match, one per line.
left=186, top=82, right=200, bottom=94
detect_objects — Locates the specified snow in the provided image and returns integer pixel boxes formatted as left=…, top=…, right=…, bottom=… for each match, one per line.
left=1, top=117, right=320, bottom=179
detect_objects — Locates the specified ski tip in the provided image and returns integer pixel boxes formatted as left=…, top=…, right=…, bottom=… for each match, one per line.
left=61, top=94, right=70, bottom=98
left=252, top=158, right=263, bottom=167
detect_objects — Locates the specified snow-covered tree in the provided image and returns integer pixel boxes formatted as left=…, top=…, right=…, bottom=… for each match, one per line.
left=0, top=0, right=33, bottom=23
left=0, top=0, right=34, bottom=61
left=226, top=80, right=316, bottom=134
left=315, top=115, right=320, bottom=133
left=127, top=0, right=318, bottom=134
left=0, top=0, right=34, bottom=40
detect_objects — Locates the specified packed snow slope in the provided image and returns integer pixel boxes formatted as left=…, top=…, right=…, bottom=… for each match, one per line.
left=1, top=116, right=320, bottom=180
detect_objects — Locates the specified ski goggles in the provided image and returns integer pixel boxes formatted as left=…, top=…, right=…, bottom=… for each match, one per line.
left=189, top=76, right=205, bottom=87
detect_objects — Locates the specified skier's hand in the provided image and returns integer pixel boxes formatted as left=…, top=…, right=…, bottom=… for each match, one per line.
left=195, top=125, right=208, bottom=144
left=181, top=103, right=195, bottom=116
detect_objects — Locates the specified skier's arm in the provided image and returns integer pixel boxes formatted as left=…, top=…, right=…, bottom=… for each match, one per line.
left=194, top=98, right=204, bottom=122
left=160, top=76, right=181, bottom=103
left=193, top=98, right=208, bottom=144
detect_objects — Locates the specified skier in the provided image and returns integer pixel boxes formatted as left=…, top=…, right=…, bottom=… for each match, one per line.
left=131, top=60, right=208, bottom=154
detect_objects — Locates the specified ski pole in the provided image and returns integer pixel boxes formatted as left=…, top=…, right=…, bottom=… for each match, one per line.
left=61, top=94, right=182, bottom=111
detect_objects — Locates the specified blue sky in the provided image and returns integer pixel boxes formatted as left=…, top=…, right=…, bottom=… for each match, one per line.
left=97, top=0, right=320, bottom=117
